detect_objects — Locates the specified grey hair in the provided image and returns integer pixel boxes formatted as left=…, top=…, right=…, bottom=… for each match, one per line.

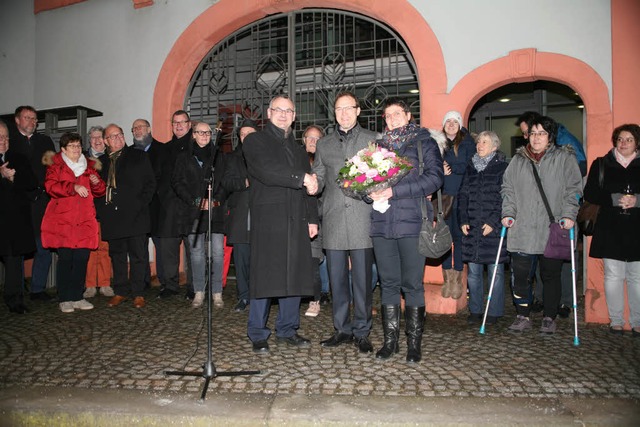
left=475, top=130, right=501, bottom=149
left=88, top=125, right=104, bottom=136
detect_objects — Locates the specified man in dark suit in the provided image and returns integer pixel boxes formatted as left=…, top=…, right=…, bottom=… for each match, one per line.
left=97, top=124, right=156, bottom=309
left=10, top=106, right=56, bottom=302
left=242, top=95, right=319, bottom=353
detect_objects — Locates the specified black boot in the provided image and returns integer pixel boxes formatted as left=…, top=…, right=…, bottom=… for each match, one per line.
left=405, top=306, right=425, bottom=363
left=375, top=305, right=400, bottom=359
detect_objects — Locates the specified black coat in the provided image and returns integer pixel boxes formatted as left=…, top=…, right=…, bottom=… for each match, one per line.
left=9, top=131, right=55, bottom=233
left=585, top=150, right=640, bottom=262
left=142, top=139, right=169, bottom=236
left=0, top=150, right=38, bottom=256
left=96, top=146, right=156, bottom=241
left=457, top=152, right=509, bottom=264
left=221, top=144, right=250, bottom=244
left=172, top=141, right=226, bottom=235
left=243, top=121, right=318, bottom=299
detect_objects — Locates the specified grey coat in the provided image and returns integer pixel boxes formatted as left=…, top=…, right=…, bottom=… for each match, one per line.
left=501, top=144, right=582, bottom=254
left=312, top=124, right=378, bottom=250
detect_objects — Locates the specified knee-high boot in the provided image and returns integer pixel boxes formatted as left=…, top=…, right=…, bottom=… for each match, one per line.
left=375, top=305, right=400, bottom=359
left=405, top=306, right=425, bottom=363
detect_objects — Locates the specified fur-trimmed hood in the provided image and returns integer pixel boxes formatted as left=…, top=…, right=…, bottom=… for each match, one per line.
left=42, top=150, right=102, bottom=171
left=427, top=128, right=448, bottom=156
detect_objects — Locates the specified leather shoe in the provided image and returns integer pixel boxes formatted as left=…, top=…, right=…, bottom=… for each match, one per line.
left=8, top=303, right=29, bottom=314
left=252, top=340, right=270, bottom=353
left=355, top=336, right=373, bottom=353
left=276, top=334, right=311, bottom=347
left=157, top=288, right=179, bottom=299
left=558, top=304, right=571, bottom=319
left=320, top=332, right=353, bottom=347
left=108, top=295, right=127, bottom=307
left=133, top=297, right=146, bottom=308
left=609, top=326, right=624, bottom=336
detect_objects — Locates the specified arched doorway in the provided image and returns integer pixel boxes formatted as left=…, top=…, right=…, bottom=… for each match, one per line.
left=184, top=9, right=419, bottom=149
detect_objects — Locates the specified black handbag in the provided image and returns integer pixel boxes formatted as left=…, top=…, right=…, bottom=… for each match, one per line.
left=577, top=157, right=604, bottom=236
left=417, top=139, right=452, bottom=258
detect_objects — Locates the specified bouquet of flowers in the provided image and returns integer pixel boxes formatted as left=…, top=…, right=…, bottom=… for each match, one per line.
left=336, top=143, right=413, bottom=212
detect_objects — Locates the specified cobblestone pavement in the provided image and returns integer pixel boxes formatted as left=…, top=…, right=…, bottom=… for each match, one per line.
left=1, top=280, right=639, bottom=424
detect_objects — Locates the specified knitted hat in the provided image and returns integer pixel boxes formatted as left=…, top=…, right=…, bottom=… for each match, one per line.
left=442, top=110, right=463, bottom=129
left=239, top=118, right=259, bottom=132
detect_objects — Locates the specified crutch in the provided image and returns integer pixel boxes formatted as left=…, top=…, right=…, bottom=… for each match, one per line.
left=480, top=225, right=507, bottom=334
left=569, top=225, right=580, bottom=346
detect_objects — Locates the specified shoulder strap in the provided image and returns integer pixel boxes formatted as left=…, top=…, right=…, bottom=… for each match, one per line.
left=530, top=160, right=554, bottom=223
left=598, top=156, right=604, bottom=188
left=418, top=138, right=443, bottom=218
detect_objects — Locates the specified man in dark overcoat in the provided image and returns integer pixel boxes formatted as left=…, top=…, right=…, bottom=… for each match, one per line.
left=0, top=120, right=38, bottom=313
left=97, top=124, right=156, bottom=309
left=9, top=106, right=56, bottom=301
left=242, top=95, right=319, bottom=353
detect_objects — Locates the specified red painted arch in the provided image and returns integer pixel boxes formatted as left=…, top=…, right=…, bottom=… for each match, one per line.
left=152, top=0, right=446, bottom=140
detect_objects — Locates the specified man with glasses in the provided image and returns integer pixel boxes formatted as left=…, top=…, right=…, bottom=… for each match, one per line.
left=156, top=110, right=195, bottom=300
left=10, top=106, right=56, bottom=302
left=242, top=95, right=319, bottom=353
left=310, top=91, right=378, bottom=353
left=96, top=124, right=156, bottom=309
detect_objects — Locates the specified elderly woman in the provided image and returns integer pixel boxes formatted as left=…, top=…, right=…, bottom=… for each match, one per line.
left=458, top=131, right=508, bottom=325
left=440, top=111, right=476, bottom=300
left=172, top=121, right=226, bottom=309
left=501, top=116, right=582, bottom=334
left=369, top=98, right=443, bottom=362
left=41, top=132, right=106, bottom=313
left=584, top=124, right=640, bottom=336
left=1, top=120, right=38, bottom=314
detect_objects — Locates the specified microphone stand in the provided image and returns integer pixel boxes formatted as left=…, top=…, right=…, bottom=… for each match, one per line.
left=165, top=121, right=260, bottom=402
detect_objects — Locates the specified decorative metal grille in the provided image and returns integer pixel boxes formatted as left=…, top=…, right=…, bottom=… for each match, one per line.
left=185, top=9, right=419, bottom=150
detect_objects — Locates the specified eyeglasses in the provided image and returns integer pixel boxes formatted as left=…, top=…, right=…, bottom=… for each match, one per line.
left=65, top=143, right=82, bottom=149
left=194, top=130, right=212, bottom=136
left=172, top=120, right=190, bottom=125
left=21, top=116, right=37, bottom=122
left=383, top=110, right=406, bottom=121
left=529, top=131, right=548, bottom=138
left=105, top=133, right=124, bottom=141
left=335, top=106, right=358, bottom=113
left=0, top=135, right=9, bottom=142
left=617, top=137, right=636, bottom=144
left=270, top=107, right=295, bottom=116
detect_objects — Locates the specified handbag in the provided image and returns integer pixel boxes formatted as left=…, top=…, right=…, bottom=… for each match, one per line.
left=416, top=139, right=452, bottom=258
left=530, top=161, right=571, bottom=260
left=576, top=157, right=604, bottom=236
left=431, top=192, right=454, bottom=220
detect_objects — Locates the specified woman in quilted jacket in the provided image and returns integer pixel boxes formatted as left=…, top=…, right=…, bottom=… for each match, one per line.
left=41, top=132, right=106, bottom=313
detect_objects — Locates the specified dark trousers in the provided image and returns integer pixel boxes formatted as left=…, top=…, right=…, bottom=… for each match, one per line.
left=511, top=253, right=564, bottom=318
left=373, top=236, right=426, bottom=307
left=108, top=235, right=147, bottom=298
left=56, top=248, right=90, bottom=303
left=326, top=248, right=373, bottom=338
left=247, top=296, right=301, bottom=342
left=30, top=234, right=52, bottom=293
left=2, top=255, right=24, bottom=306
left=232, top=243, right=250, bottom=302
left=157, top=236, right=192, bottom=292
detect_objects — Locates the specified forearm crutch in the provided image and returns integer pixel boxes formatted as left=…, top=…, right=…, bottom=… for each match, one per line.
left=480, top=225, right=507, bottom=335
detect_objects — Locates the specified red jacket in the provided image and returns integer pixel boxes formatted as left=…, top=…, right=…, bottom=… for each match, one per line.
left=41, top=151, right=106, bottom=250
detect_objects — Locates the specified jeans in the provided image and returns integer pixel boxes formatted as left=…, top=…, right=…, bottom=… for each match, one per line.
left=188, top=232, right=224, bottom=293
left=467, top=262, right=505, bottom=318
left=30, top=235, right=52, bottom=293
left=373, top=236, right=425, bottom=307
left=604, top=258, right=640, bottom=328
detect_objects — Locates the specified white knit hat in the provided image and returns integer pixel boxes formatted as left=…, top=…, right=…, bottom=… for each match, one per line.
left=442, top=110, right=463, bottom=128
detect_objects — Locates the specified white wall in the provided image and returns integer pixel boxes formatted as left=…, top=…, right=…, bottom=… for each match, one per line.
left=0, top=0, right=612, bottom=137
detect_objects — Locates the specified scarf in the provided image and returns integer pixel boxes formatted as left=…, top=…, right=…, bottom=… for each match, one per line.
left=105, top=149, right=123, bottom=203
left=525, top=143, right=546, bottom=163
left=614, top=147, right=638, bottom=168
left=61, top=152, right=87, bottom=177
left=471, top=151, right=496, bottom=172
left=192, top=141, right=212, bottom=167
left=90, top=147, right=105, bottom=158
left=379, top=123, right=420, bottom=151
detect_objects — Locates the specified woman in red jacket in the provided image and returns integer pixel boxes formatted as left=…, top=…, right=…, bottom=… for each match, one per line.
left=41, top=132, right=106, bottom=313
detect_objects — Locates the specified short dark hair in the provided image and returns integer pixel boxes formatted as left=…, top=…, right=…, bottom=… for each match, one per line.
left=15, top=105, right=37, bottom=118
left=515, top=111, right=542, bottom=128
left=59, top=132, right=82, bottom=149
left=612, top=124, right=640, bottom=149
left=382, top=97, right=410, bottom=113
left=529, top=115, right=558, bottom=144
left=335, top=91, right=360, bottom=109
left=172, top=110, right=190, bottom=121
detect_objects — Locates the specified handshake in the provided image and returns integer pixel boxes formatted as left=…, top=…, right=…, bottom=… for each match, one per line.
left=303, top=173, right=318, bottom=195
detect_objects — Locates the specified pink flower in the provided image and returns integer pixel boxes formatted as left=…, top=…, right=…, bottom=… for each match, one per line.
left=387, top=167, right=400, bottom=177
left=355, top=174, right=367, bottom=183
left=372, top=175, right=385, bottom=182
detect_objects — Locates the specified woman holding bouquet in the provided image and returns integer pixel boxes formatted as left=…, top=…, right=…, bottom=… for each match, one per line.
left=369, top=98, right=443, bottom=362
